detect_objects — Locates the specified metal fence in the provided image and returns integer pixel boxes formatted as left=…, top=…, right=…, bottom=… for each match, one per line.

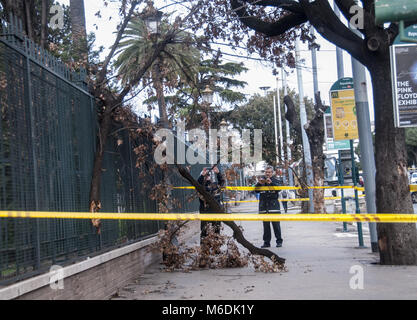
left=0, top=16, right=202, bottom=285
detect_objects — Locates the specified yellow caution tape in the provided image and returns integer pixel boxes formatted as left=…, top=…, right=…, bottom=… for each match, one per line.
left=225, top=195, right=366, bottom=203
left=173, top=185, right=366, bottom=191
left=0, top=211, right=417, bottom=222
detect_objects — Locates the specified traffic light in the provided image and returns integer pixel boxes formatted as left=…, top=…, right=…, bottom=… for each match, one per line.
left=375, top=0, right=417, bottom=25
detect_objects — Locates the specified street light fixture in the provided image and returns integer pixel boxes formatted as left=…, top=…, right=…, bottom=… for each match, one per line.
left=202, top=85, right=214, bottom=105
left=219, top=118, right=228, bottom=131
left=142, top=3, right=163, bottom=35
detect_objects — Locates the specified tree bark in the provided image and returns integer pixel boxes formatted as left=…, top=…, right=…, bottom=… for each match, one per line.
left=70, top=0, right=88, bottom=64
left=152, top=59, right=170, bottom=128
left=40, top=0, right=48, bottom=49
left=304, top=92, right=327, bottom=214
left=89, top=108, right=114, bottom=234
left=23, top=0, right=34, bottom=40
left=370, top=56, right=417, bottom=265
left=284, top=94, right=326, bottom=214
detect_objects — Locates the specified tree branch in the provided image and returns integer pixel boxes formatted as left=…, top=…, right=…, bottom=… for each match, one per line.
left=176, top=164, right=285, bottom=265
left=96, top=0, right=141, bottom=85
left=299, top=0, right=369, bottom=67
left=230, top=0, right=307, bottom=37
left=242, top=0, right=304, bottom=14
left=283, top=95, right=301, bottom=136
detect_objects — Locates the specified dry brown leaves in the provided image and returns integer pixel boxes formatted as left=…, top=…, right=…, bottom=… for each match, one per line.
left=152, top=222, right=286, bottom=273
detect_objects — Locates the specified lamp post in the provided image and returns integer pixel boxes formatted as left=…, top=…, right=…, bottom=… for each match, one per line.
left=142, top=4, right=164, bottom=126
left=219, top=118, right=228, bottom=131
left=202, top=85, right=214, bottom=163
left=202, top=85, right=214, bottom=129
left=142, top=3, right=163, bottom=36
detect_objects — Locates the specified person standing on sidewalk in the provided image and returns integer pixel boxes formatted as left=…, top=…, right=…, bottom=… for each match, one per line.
left=256, top=166, right=283, bottom=248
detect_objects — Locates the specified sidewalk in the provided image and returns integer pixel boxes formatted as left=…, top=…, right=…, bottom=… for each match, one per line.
left=111, top=199, right=417, bottom=300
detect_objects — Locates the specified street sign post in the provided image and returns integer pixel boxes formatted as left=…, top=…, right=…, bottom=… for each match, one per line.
left=390, top=25, right=417, bottom=128
left=330, top=78, right=359, bottom=141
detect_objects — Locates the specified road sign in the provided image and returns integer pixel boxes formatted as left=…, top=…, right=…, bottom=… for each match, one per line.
left=330, top=78, right=359, bottom=141
left=390, top=39, right=417, bottom=127
left=327, top=140, right=350, bottom=150
left=393, top=24, right=417, bottom=45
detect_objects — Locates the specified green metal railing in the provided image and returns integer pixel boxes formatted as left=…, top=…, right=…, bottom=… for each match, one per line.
left=0, top=16, right=202, bottom=285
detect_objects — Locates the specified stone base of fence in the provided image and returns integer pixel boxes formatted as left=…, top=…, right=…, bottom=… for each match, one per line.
left=0, top=220, right=200, bottom=300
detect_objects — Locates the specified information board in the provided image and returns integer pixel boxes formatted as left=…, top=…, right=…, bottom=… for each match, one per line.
left=391, top=42, right=417, bottom=127
left=329, top=78, right=359, bottom=141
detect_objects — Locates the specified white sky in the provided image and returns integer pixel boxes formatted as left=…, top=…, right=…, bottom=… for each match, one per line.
left=58, top=0, right=375, bottom=122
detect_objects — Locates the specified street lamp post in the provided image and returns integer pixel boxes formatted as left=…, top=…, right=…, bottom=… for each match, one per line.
left=202, top=85, right=214, bottom=129
left=202, top=85, right=214, bottom=163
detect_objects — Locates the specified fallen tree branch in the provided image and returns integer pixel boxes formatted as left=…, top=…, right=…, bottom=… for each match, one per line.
left=176, top=164, right=285, bottom=265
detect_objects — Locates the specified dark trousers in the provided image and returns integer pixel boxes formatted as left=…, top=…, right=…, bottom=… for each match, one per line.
left=263, top=219, right=282, bottom=245
left=282, top=201, right=288, bottom=213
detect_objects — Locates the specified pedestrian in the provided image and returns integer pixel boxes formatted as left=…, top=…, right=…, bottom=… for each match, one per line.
left=197, top=165, right=225, bottom=240
left=275, top=168, right=288, bottom=213
left=256, top=166, right=283, bottom=248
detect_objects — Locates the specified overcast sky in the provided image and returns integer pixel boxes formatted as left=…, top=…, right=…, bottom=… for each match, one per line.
left=58, top=0, right=375, bottom=122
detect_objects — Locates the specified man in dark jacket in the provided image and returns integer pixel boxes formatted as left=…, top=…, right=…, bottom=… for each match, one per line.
left=198, top=165, right=225, bottom=239
left=256, top=166, right=283, bottom=248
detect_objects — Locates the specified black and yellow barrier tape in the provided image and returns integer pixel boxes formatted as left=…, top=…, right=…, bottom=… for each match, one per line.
left=173, top=185, right=366, bottom=191
left=1, top=211, right=417, bottom=223
left=174, top=185, right=417, bottom=192
left=224, top=195, right=366, bottom=203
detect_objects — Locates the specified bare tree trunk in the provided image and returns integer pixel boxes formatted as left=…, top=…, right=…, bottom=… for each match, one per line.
left=40, top=0, right=48, bottom=49
left=89, top=107, right=113, bottom=234
left=284, top=93, right=327, bottom=214
left=371, top=57, right=417, bottom=265
left=70, top=0, right=88, bottom=64
left=23, top=0, right=34, bottom=40
left=304, top=92, right=327, bottom=214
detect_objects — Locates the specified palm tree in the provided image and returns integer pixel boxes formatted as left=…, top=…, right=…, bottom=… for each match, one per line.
left=171, top=57, right=248, bottom=129
left=114, top=16, right=200, bottom=128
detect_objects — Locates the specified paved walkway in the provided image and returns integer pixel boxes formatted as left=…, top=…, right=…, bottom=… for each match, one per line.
left=111, top=199, right=417, bottom=300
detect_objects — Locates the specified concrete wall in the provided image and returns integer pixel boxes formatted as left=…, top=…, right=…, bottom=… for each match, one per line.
left=0, top=221, right=199, bottom=300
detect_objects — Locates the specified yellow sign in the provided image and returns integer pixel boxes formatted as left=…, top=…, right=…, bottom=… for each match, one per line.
left=330, top=89, right=359, bottom=141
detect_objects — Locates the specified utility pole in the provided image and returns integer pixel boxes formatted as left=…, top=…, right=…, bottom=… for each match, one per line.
left=350, top=28, right=379, bottom=252
left=334, top=4, right=345, bottom=80
left=276, top=77, right=285, bottom=167
left=295, top=38, right=314, bottom=213
left=282, top=69, right=294, bottom=186
left=310, top=27, right=319, bottom=96
left=273, top=94, right=280, bottom=167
